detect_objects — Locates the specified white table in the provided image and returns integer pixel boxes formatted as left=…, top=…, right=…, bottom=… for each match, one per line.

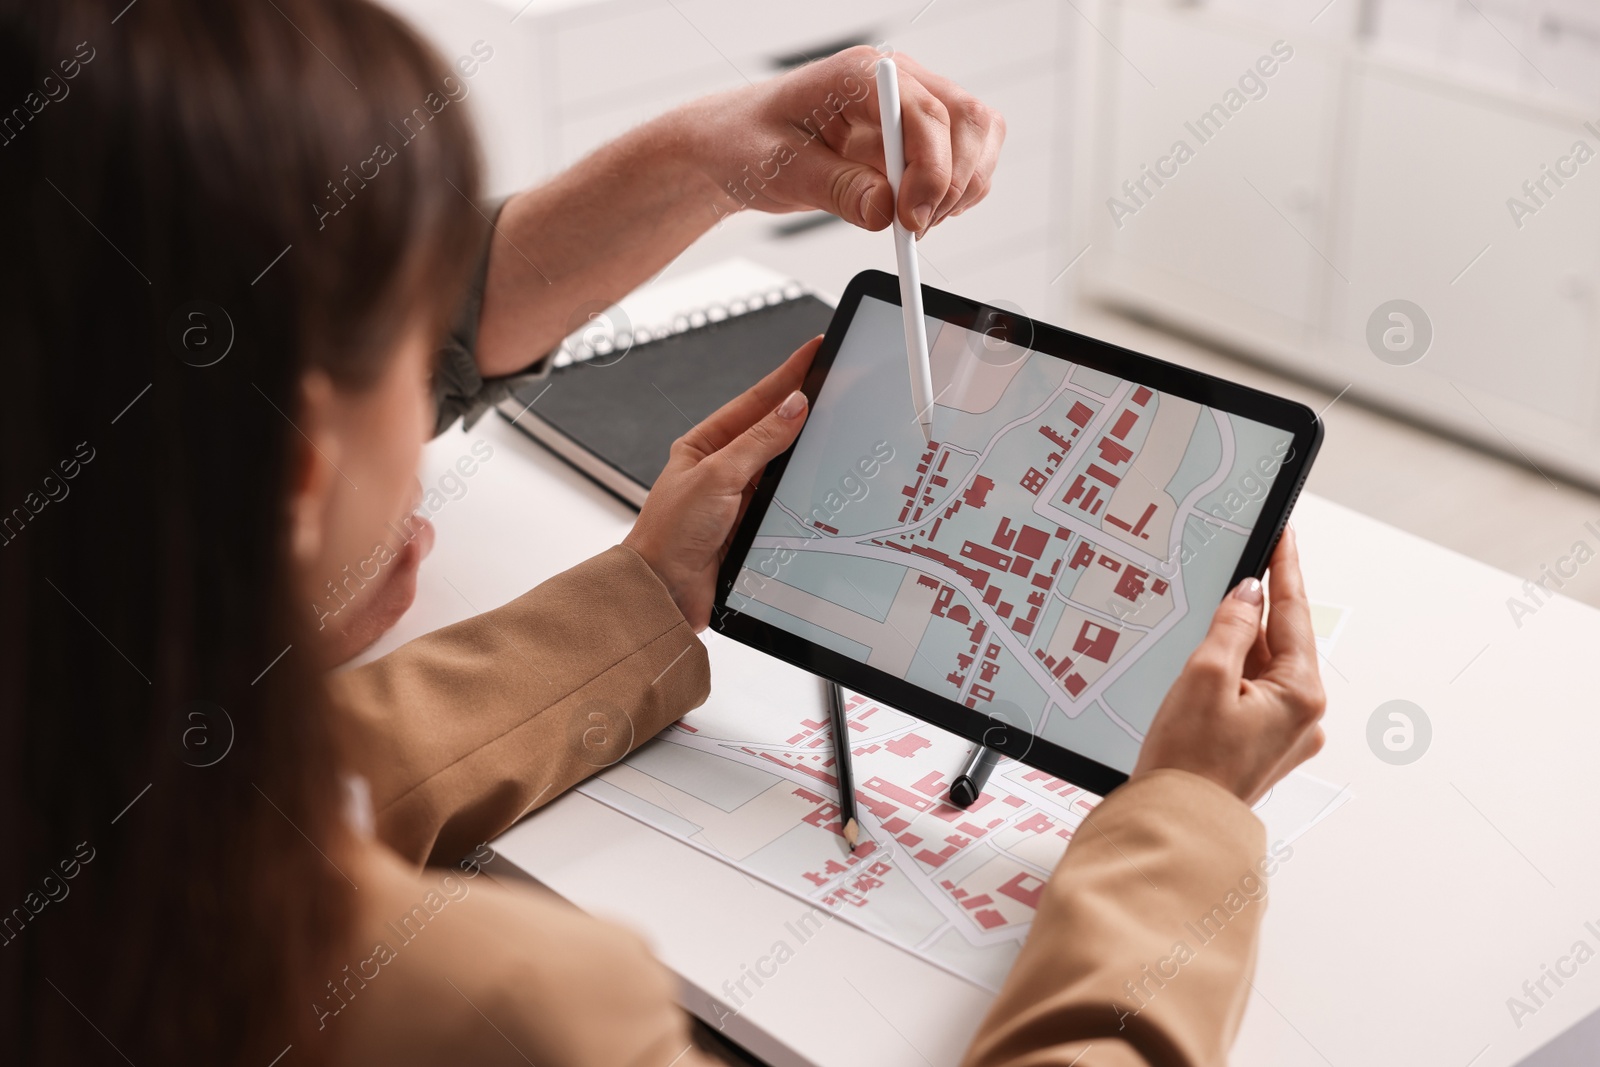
left=363, top=269, right=1600, bottom=1067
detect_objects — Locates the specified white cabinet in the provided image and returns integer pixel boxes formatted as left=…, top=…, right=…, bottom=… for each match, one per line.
left=1373, top=0, right=1600, bottom=105
left=1087, top=4, right=1343, bottom=356
left=1081, top=0, right=1600, bottom=488
left=1325, top=64, right=1600, bottom=467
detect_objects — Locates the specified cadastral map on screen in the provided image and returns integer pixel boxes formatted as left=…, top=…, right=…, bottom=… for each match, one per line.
left=726, top=295, right=1298, bottom=774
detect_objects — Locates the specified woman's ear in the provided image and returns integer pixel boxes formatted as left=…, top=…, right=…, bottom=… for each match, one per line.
left=288, top=369, right=340, bottom=567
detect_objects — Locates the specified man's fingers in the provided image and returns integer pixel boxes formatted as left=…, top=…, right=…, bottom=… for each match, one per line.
left=948, top=118, right=1004, bottom=218
left=888, top=54, right=1001, bottom=229
left=782, top=49, right=996, bottom=233
left=677, top=338, right=821, bottom=458
left=1187, top=578, right=1265, bottom=690
left=713, top=390, right=809, bottom=489
left=810, top=51, right=893, bottom=149
left=925, top=91, right=986, bottom=226
left=891, top=71, right=953, bottom=234
left=791, top=140, right=891, bottom=231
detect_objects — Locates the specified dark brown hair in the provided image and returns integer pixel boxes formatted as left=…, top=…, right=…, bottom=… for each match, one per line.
left=0, top=0, right=483, bottom=1062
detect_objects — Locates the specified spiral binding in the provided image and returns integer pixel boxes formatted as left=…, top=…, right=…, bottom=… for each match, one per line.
left=552, top=280, right=808, bottom=369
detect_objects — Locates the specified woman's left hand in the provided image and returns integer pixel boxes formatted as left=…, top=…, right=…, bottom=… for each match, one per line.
left=624, top=338, right=819, bottom=630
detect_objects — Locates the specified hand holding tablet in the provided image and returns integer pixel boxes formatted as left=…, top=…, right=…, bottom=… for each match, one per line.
left=623, top=339, right=819, bottom=631
left=711, top=271, right=1324, bottom=794
left=1133, top=525, right=1326, bottom=805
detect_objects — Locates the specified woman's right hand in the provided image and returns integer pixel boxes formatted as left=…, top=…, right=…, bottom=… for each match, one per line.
left=1131, top=525, right=1326, bottom=805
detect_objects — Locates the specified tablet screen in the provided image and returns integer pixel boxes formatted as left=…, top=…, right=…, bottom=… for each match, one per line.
left=724, top=293, right=1298, bottom=778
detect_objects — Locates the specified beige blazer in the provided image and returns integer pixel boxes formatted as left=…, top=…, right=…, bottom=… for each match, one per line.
left=320, top=545, right=1269, bottom=1066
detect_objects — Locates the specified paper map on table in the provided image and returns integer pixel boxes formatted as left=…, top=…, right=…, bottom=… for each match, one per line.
left=577, top=629, right=1350, bottom=992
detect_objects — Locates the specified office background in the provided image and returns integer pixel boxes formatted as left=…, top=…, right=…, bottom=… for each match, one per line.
left=382, top=0, right=1600, bottom=606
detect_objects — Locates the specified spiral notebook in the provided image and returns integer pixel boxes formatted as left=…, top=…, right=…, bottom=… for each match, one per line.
left=496, top=279, right=835, bottom=508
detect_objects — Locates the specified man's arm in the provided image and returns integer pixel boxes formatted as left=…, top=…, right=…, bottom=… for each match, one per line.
left=458, top=46, right=1005, bottom=389
left=427, top=118, right=734, bottom=432
left=331, top=544, right=709, bottom=867
left=470, top=118, right=726, bottom=380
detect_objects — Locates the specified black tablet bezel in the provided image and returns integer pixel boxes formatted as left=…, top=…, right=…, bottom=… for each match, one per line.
left=711, top=270, right=1324, bottom=796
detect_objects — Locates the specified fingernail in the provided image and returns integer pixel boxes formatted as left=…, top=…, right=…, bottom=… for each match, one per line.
left=912, top=202, right=933, bottom=231
left=859, top=187, right=875, bottom=225
left=778, top=390, right=807, bottom=419
left=1232, top=578, right=1263, bottom=605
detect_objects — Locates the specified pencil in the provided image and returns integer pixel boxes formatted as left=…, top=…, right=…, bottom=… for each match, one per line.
left=826, top=680, right=859, bottom=850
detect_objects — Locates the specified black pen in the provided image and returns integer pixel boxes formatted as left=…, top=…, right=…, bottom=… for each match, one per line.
left=948, top=744, right=1000, bottom=809
left=825, top=680, right=859, bottom=850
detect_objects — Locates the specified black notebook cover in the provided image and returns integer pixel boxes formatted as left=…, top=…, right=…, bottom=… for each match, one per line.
left=500, top=292, right=835, bottom=508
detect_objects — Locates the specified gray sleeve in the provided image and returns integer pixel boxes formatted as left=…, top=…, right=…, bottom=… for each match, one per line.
left=432, top=197, right=555, bottom=436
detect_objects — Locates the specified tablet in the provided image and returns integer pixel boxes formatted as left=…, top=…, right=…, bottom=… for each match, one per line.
left=712, top=270, right=1323, bottom=794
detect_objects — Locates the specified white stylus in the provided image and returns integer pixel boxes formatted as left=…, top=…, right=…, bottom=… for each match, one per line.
left=875, top=57, right=935, bottom=443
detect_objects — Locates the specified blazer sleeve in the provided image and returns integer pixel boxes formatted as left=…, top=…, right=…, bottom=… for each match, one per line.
left=331, top=544, right=711, bottom=868
left=961, top=769, right=1270, bottom=1067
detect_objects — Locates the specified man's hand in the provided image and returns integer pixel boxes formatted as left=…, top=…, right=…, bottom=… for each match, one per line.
left=677, top=46, right=1006, bottom=235
left=473, top=49, right=1002, bottom=378
left=623, top=339, right=819, bottom=630
left=1132, top=526, right=1327, bottom=805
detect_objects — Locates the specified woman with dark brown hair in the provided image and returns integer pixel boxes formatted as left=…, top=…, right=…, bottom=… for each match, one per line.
left=0, top=1, right=1325, bottom=1065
